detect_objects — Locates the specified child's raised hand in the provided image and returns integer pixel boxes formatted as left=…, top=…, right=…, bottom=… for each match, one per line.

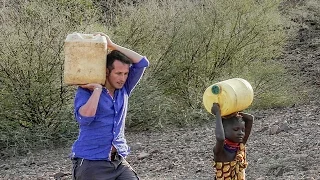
left=211, top=103, right=220, bottom=115
left=238, top=111, right=254, bottom=121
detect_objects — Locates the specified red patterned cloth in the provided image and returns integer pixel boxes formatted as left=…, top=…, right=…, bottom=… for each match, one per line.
left=213, top=143, right=248, bottom=180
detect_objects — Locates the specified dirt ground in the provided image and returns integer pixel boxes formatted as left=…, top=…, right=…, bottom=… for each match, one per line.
left=0, top=1, right=319, bottom=180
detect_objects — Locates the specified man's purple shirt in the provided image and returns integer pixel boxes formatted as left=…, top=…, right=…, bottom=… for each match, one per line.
left=71, top=57, right=149, bottom=160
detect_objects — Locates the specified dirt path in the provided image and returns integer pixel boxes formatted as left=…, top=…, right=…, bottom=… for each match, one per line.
left=1, top=1, right=319, bottom=180
left=1, top=103, right=319, bottom=180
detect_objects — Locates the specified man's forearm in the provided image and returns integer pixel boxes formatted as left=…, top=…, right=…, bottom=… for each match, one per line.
left=79, top=88, right=102, bottom=117
left=111, top=44, right=144, bottom=63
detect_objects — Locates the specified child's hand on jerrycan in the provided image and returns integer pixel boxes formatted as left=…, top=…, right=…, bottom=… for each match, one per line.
left=211, top=103, right=220, bottom=115
left=211, top=103, right=238, bottom=118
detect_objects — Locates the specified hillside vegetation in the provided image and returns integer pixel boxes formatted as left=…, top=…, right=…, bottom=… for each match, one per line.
left=0, top=0, right=305, bottom=158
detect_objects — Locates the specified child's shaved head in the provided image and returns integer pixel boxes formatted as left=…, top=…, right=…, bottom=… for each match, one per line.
left=222, top=114, right=244, bottom=128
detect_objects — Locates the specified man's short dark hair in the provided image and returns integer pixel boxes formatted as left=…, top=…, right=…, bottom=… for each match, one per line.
left=106, top=50, right=132, bottom=71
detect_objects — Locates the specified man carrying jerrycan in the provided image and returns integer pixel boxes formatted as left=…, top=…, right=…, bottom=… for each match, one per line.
left=70, top=32, right=149, bottom=180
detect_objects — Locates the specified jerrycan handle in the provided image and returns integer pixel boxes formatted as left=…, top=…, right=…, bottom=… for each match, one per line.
left=211, top=85, right=221, bottom=94
left=74, top=33, right=83, bottom=39
left=74, top=33, right=96, bottom=40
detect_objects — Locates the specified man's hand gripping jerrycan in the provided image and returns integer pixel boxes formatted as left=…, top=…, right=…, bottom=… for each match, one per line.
left=64, top=33, right=108, bottom=85
left=203, top=78, right=254, bottom=116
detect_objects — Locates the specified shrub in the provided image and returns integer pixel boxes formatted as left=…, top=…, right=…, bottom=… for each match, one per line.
left=0, top=0, right=101, bottom=158
left=104, top=0, right=294, bottom=128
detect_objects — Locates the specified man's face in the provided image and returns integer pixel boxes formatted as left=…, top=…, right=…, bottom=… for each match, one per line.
left=106, top=60, right=130, bottom=90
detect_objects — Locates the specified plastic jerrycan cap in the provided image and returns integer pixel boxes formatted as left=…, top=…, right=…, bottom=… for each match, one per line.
left=211, top=85, right=221, bottom=95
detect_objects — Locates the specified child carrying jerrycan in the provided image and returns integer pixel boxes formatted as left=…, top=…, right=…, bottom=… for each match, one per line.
left=203, top=78, right=255, bottom=180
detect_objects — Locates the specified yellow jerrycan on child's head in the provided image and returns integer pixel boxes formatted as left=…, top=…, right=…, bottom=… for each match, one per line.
left=203, top=78, right=254, bottom=116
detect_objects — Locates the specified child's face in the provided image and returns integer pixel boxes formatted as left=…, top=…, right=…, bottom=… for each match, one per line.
left=224, top=119, right=245, bottom=143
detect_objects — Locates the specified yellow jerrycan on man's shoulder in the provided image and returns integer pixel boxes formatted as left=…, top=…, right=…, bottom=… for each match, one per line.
left=203, top=78, right=254, bottom=116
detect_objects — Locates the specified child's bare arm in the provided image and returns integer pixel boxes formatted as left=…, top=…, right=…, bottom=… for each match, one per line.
left=239, top=112, right=254, bottom=144
left=211, top=103, right=225, bottom=154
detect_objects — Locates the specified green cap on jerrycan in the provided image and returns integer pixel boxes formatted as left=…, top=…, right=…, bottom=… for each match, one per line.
left=202, top=78, right=254, bottom=116
left=211, top=85, right=221, bottom=94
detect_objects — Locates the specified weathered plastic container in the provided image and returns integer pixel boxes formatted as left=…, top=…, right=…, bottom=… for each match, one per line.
left=203, top=78, right=254, bottom=116
left=64, top=33, right=107, bottom=85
